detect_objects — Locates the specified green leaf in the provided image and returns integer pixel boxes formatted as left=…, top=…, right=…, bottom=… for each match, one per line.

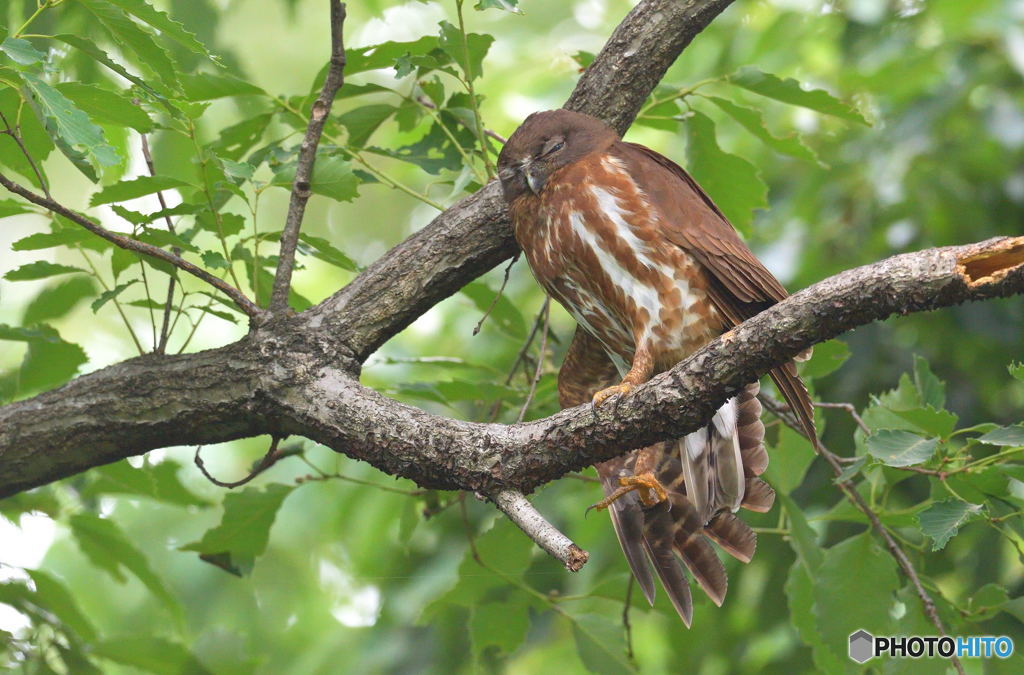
left=273, top=154, right=359, bottom=203
left=778, top=493, right=823, bottom=571
left=25, top=570, right=97, bottom=641
left=978, top=425, right=1024, bottom=447
left=93, top=637, right=211, bottom=675
left=0, top=323, right=88, bottom=395
left=968, top=582, right=1009, bottom=621
left=865, top=429, right=938, bottom=467
left=345, top=36, right=441, bottom=75
left=763, top=424, right=815, bottom=494
left=917, top=499, right=982, bottom=550
left=76, top=0, right=181, bottom=93
left=474, top=0, right=521, bottom=13
left=1009, top=362, right=1024, bottom=382
left=5, top=261, right=87, bottom=281
left=834, top=455, right=868, bottom=483
left=53, top=33, right=172, bottom=110
left=912, top=355, right=946, bottom=408
left=179, top=72, right=264, bottom=100
left=800, top=339, right=850, bottom=379
left=705, top=95, right=822, bottom=164
left=685, top=109, right=768, bottom=234
left=181, top=483, right=294, bottom=559
left=22, top=277, right=97, bottom=325
left=339, top=104, right=396, bottom=148
left=470, top=601, right=529, bottom=658
left=12, top=229, right=102, bottom=252
left=22, top=72, right=121, bottom=171
left=297, top=233, right=358, bottom=271
left=201, top=251, right=230, bottom=269
left=1, top=37, right=47, bottom=65
left=812, top=533, right=899, bottom=663
left=438, top=21, right=494, bottom=82
left=102, top=0, right=221, bottom=65
left=728, top=67, right=869, bottom=125
left=69, top=512, right=182, bottom=619
left=82, top=460, right=208, bottom=507
left=0, top=198, right=34, bottom=217
left=461, top=281, right=527, bottom=339
left=785, top=562, right=844, bottom=672
left=890, top=406, right=958, bottom=438
left=55, top=82, right=154, bottom=133
left=91, top=280, right=138, bottom=312
left=90, top=176, right=190, bottom=206
left=568, top=611, right=635, bottom=675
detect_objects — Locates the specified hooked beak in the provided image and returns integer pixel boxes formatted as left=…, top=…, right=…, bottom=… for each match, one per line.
left=522, top=160, right=544, bottom=195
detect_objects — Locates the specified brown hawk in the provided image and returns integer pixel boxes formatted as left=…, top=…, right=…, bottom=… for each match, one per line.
left=496, top=109, right=816, bottom=626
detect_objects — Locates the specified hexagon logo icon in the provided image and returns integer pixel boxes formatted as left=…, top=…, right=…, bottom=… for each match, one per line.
left=849, top=630, right=874, bottom=664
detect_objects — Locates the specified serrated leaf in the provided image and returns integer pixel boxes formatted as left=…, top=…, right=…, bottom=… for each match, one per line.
left=865, top=429, right=938, bottom=467
left=273, top=154, right=359, bottom=203
left=813, top=533, right=899, bottom=663
left=181, top=483, right=293, bottom=559
left=978, top=425, right=1024, bottom=447
left=76, top=0, right=181, bottom=93
left=918, top=499, right=981, bottom=550
left=22, top=72, right=120, bottom=171
left=474, top=0, right=521, bottom=13
left=345, top=36, right=441, bottom=75
left=438, top=21, right=494, bottom=82
left=90, top=175, right=190, bottom=206
left=0, top=198, right=34, bottom=217
left=764, top=424, right=815, bottom=494
left=55, top=82, right=154, bottom=133
left=12, top=229, right=101, bottom=252
left=69, top=513, right=182, bottom=619
left=102, top=0, right=221, bottom=65
left=2, top=37, right=46, bottom=65
left=23, top=277, right=97, bottom=325
left=912, top=355, right=945, bottom=408
left=297, top=233, right=358, bottom=271
left=685, top=109, right=767, bottom=234
left=705, top=95, right=822, bottom=164
left=728, top=67, right=869, bottom=125
left=53, top=33, right=173, bottom=112
left=179, top=72, right=264, bottom=101
left=470, top=601, right=529, bottom=657
left=5, top=261, right=87, bottom=281
left=568, top=611, right=635, bottom=675
left=91, top=280, right=138, bottom=312
left=93, top=637, right=211, bottom=674
left=201, top=250, right=230, bottom=269
left=83, top=459, right=208, bottom=507
left=339, top=104, right=396, bottom=148
left=890, top=406, right=958, bottom=438
left=25, top=570, right=97, bottom=641
left=785, top=562, right=844, bottom=672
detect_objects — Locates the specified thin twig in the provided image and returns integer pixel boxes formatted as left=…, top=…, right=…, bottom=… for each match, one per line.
left=814, top=400, right=870, bottom=436
left=760, top=394, right=966, bottom=675
left=139, top=132, right=181, bottom=354
left=473, top=252, right=520, bottom=335
left=415, top=95, right=507, bottom=144
left=269, top=0, right=347, bottom=313
left=0, top=109, right=50, bottom=199
left=491, top=488, right=589, bottom=571
left=623, top=575, right=635, bottom=661
left=194, top=437, right=286, bottom=489
left=0, top=172, right=262, bottom=318
left=516, top=297, right=550, bottom=423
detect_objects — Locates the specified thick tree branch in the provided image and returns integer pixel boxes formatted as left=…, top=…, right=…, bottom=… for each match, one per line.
left=0, top=172, right=262, bottom=317
left=3, top=236, right=1021, bottom=499
left=269, top=0, right=347, bottom=313
left=309, top=0, right=737, bottom=360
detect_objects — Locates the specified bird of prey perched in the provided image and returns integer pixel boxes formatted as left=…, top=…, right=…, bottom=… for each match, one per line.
left=496, top=109, right=816, bottom=626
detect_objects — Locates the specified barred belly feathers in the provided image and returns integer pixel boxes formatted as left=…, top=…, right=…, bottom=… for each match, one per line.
left=498, top=109, right=816, bottom=627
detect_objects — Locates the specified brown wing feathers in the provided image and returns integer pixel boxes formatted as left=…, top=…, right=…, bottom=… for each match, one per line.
left=616, top=141, right=818, bottom=446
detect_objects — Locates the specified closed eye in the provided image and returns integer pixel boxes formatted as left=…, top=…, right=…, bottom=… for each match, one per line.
left=544, top=141, right=565, bottom=156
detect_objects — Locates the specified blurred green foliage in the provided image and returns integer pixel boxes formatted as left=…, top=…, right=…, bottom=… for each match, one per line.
left=1, top=0, right=1023, bottom=672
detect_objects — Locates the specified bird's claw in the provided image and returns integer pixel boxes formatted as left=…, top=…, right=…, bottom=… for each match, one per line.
left=587, top=472, right=668, bottom=513
left=591, top=383, right=633, bottom=407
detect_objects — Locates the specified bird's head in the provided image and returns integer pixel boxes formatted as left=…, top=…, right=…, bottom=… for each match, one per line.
left=497, top=109, right=618, bottom=202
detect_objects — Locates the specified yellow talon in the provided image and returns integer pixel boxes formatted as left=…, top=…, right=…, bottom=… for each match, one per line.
left=591, top=383, right=633, bottom=407
left=587, top=472, right=668, bottom=514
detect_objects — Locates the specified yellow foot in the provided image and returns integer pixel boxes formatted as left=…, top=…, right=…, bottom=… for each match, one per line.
left=592, top=383, right=633, bottom=407
left=587, top=472, right=668, bottom=514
